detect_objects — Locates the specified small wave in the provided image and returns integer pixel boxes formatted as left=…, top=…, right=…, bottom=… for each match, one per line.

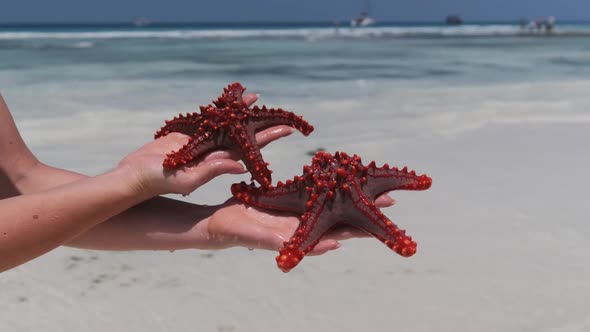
left=0, top=40, right=96, bottom=50
left=2, top=25, right=590, bottom=40
left=72, top=41, right=94, bottom=48
left=546, top=56, right=590, bottom=67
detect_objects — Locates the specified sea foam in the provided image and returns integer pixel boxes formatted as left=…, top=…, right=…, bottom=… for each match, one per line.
left=2, top=24, right=590, bottom=40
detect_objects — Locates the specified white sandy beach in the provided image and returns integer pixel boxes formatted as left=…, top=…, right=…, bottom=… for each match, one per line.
left=1, top=79, right=589, bottom=331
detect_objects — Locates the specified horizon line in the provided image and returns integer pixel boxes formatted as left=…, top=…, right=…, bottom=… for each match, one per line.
left=1, top=18, right=589, bottom=27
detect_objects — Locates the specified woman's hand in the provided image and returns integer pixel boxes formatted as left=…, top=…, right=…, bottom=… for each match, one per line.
left=116, top=94, right=295, bottom=198
left=204, top=195, right=397, bottom=255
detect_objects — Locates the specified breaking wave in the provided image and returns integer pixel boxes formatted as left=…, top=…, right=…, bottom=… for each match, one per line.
left=1, top=24, right=590, bottom=40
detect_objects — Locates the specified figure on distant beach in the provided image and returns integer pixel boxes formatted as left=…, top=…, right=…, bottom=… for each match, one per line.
left=333, top=20, right=341, bottom=35
left=0, top=93, right=393, bottom=272
left=520, top=17, right=528, bottom=30
left=546, top=16, right=556, bottom=32
left=519, top=16, right=556, bottom=34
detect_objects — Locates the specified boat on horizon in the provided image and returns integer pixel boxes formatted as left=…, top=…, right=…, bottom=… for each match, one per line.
left=350, top=0, right=376, bottom=27
left=445, top=15, right=463, bottom=25
left=133, top=17, right=152, bottom=27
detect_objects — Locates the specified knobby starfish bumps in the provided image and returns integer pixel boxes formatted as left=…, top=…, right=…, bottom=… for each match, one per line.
left=155, top=82, right=314, bottom=187
left=232, top=151, right=432, bottom=272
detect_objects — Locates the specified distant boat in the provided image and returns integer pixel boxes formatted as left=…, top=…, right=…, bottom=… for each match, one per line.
left=133, top=17, right=152, bottom=27
left=351, top=12, right=376, bottom=27
left=350, top=1, right=376, bottom=27
left=445, top=15, right=463, bottom=25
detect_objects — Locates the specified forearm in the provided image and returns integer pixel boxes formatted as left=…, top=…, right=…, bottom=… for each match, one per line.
left=0, top=94, right=39, bottom=190
left=0, top=167, right=146, bottom=272
left=67, top=197, right=220, bottom=251
left=1, top=93, right=230, bottom=256
left=16, top=162, right=220, bottom=251
left=0, top=173, right=19, bottom=200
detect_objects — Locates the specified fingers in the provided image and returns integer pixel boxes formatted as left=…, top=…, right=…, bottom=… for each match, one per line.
left=243, top=93, right=258, bottom=107
left=234, top=216, right=341, bottom=256
left=154, top=132, right=190, bottom=144
left=255, top=126, right=295, bottom=148
left=307, top=239, right=341, bottom=256
left=323, top=226, right=371, bottom=241
left=185, top=159, right=246, bottom=189
left=156, top=95, right=294, bottom=165
left=201, top=125, right=295, bottom=162
left=375, top=194, right=396, bottom=208
left=154, top=132, right=192, bottom=152
left=258, top=233, right=339, bottom=256
left=201, top=150, right=235, bottom=162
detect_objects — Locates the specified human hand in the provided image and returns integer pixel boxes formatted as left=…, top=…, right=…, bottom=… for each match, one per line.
left=204, top=194, right=397, bottom=255
left=117, top=94, right=296, bottom=198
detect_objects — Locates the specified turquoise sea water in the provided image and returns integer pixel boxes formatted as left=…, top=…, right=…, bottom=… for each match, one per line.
left=2, top=23, right=590, bottom=96
left=2, top=22, right=589, bottom=163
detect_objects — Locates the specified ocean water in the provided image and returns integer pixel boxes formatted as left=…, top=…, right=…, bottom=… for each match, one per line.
left=2, top=22, right=590, bottom=175
left=2, top=22, right=590, bottom=98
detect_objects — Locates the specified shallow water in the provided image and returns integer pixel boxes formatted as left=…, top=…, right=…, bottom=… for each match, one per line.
left=2, top=23, right=590, bottom=94
left=2, top=24, right=589, bottom=139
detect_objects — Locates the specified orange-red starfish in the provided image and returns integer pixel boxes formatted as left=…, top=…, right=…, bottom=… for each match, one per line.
left=232, top=151, right=432, bottom=272
left=155, top=83, right=314, bottom=187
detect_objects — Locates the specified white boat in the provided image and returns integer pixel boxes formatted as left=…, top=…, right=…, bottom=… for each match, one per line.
left=350, top=13, right=376, bottom=27
left=350, top=1, right=376, bottom=27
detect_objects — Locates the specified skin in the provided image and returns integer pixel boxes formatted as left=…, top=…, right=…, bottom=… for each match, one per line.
left=0, top=93, right=394, bottom=273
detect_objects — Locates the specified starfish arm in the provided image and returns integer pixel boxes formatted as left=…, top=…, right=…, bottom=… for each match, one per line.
left=247, top=106, right=314, bottom=136
left=276, top=192, right=336, bottom=272
left=154, top=112, right=203, bottom=139
left=212, top=82, right=246, bottom=108
left=230, top=181, right=308, bottom=214
left=162, top=134, right=218, bottom=169
left=364, top=165, right=432, bottom=200
left=230, top=125, right=273, bottom=187
left=346, top=181, right=417, bottom=257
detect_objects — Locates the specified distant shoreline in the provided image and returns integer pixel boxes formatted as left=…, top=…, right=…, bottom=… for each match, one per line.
left=2, top=20, right=590, bottom=29
left=2, top=22, right=590, bottom=40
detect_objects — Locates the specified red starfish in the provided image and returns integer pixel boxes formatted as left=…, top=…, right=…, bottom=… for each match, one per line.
left=155, top=82, right=314, bottom=187
left=231, top=151, right=432, bottom=272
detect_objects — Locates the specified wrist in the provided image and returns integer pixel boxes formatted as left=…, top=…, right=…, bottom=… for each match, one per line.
left=108, top=164, right=155, bottom=203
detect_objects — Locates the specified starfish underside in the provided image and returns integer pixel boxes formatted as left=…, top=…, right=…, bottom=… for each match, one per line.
left=155, top=82, right=314, bottom=187
left=231, top=151, right=432, bottom=272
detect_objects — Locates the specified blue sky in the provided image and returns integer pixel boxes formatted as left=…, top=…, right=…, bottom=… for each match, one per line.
left=1, top=0, right=589, bottom=23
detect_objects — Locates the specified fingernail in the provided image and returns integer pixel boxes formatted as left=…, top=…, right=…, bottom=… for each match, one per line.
left=230, top=167, right=247, bottom=174
left=255, top=93, right=261, bottom=98
left=333, top=242, right=342, bottom=250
